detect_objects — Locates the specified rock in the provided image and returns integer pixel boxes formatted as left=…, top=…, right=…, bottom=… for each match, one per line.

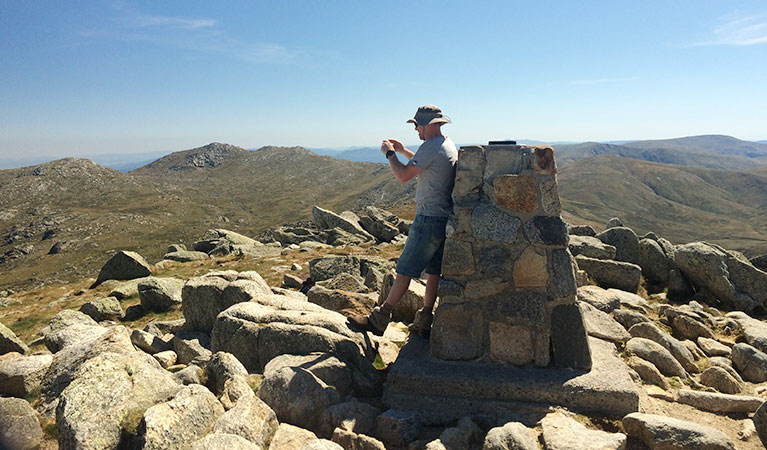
left=364, top=267, right=384, bottom=292
left=675, top=242, right=767, bottom=312
left=319, top=399, right=381, bottom=437
left=173, top=331, right=212, bottom=365
left=212, top=394, right=278, bottom=448
left=574, top=256, right=641, bottom=293
left=682, top=340, right=707, bottom=361
left=325, top=272, right=368, bottom=293
left=482, top=421, right=538, bottom=450
left=39, top=326, right=136, bottom=416
left=219, top=375, right=254, bottom=410
left=627, top=322, right=698, bottom=374
left=331, top=427, right=386, bottom=450
left=437, top=416, right=483, bottom=450
left=731, top=343, right=767, bottom=383
left=624, top=337, right=686, bottom=377
left=139, top=277, right=184, bottom=312
left=670, top=314, right=714, bottom=340
left=309, top=255, right=361, bottom=282
left=359, top=207, right=402, bottom=243
left=623, top=412, right=734, bottom=450
left=308, top=285, right=377, bottom=316
left=595, top=226, right=640, bottom=265
left=698, top=337, right=731, bottom=357
left=639, top=238, right=675, bottom=286
left=139, top=384, right=224, bottom=450
left=754, top=401, right=767, bottom=448
left=0, top=322, right=29, bottom=355
left=0, top=397, right=43, bottom=450
left=700, top=367, right=741, bottom=394
left=283, top=273, right=304, bottom=289
left=751, top=255, right=767, bottom=272
left=374, top=409, right=421, bottom=448
left=0, top=353, right=52, bottom=397
left=41, top=309, right=102, bottom=352
left=193, top=229, right=280, bottom=258
left=265, top=353, right=354, bottom=397
left=312, top=206, right=375, bottom=241
left=182, top=270, right=272, bottom=332
left=163, top=250, right=209, bottom=262
left=79, top=296, right=124, bottom=321
left=568, top=224, right=597, bottom=236
left=205, top=351, right=248, bottom=396
left=709, top=357, right=745, bottom=383
left=91, top=250, right=152, bottom=288
left=540, top=411, right=626, bottom=450
left=606, top=217, right=623, bottom=228
left=173, top=365, right=203, bottom=385
left=270, top=423, right=319, bottom=450
left=579, top=301, right=631, bottom=343
left=152, top=350, right=177, bottom=368
left=626, top=356, right=669, bottom=389
left=301, top=439, right=344, bottom=450
left=379, top=272, right=426, bottom=323
left=189, top=433, right=259, bottom=450
left=131, top=328, right=172, bottom=354
left=677, top=389, right=762, bottom=413
left=257, top=366, right=341, bottom=434
left=612, top=309, right=650, bottom=331
left=108, top=277, right=149, bottom=300
left=211, top=297, right=377, bottom=388
left=569, top=235, right=616, bottom=260
left=551, top=303, right=593, bottom=370
left=726, top=312, right=767, bottom=353
left=56, top=351, right=181, bottom=450
left=577, top=285, right=621, bottom=313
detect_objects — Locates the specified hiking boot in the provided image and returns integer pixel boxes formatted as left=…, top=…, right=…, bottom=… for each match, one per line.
left=347, top=306, right=391, bottom=336
left=408, top=308, right=433, bottom=337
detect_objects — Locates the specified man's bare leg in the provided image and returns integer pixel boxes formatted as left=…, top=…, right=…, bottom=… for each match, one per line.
left=381, top=273, right=412, bottom=313
left=422, top=273, right=440, bottom=312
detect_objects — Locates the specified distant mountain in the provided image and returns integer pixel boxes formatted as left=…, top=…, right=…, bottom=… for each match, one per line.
left=558, top=154, right=767, bottom=255
left=0, top=150, right=172, bottom=172
left=554, top=135, right=767, bottom=170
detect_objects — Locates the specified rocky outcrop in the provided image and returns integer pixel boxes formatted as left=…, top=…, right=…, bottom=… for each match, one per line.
left=675, top=242, right=767, bottom=312
left=193, top=228, right=281, bottom=258
left=138, top=277, right=184, bottom=312
left=91, top=250, right=152, bottom=288
left=312, top=206, right=375, bottom=242
left=622, top=412, right=735, bottom=450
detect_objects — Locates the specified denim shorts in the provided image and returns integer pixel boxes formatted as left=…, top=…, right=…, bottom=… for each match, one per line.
left=396, top=214, right=449, bottom=278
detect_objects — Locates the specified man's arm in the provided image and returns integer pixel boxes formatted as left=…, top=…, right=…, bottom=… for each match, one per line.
left=388, top=138, right=415, bottom=159
left=382, top=140, right=420, bottom=182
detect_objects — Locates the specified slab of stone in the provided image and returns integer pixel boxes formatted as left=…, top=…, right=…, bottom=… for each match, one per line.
left=623, top=412, right=734, bottom=450
left=731, top=343, right=767, bottom=383
left=579, top=301, right=631, bottom=344
left=0, top=397, right=43, bottom=450
left=698, top=337, right=732, bottom=357
left=0, top=321, right=29, bottom=355
left=700, top=366, right=741, bottom=394
left=626, top=356, right=668, bottom=389
left=575, top=256, right=641, bottom=293
left=383, top=337, right=638, bottom=425
left=540, top=410, right=627, bottom=450
left=513, top=247, right=548, bottom=287
left=494, top=175, right=538, bottom=213
left=483, top=421, right=538, bottom=450
left=628, top=322, right=698, bottom=374
left=624, top=337, right=686, bottom=378
left=163, top=250, right=209, bottom=262
left=551, top=303, right=592, bottom=370
left=595, top=227, right=640, bottom=265
left=471, top=204, right=521, bottom=244
left=677, top=389, right=761, bottom=414
left=569, top=235, right=616, bottom=260
left=577, top=286, right=621, bottom=313
left=612, top=310, right=650, bottom=331
left=754, top=401, right=767, bottom=448
left=726, top=312, right=767, bottom=353
left=0, top=353, right=51, bottom=397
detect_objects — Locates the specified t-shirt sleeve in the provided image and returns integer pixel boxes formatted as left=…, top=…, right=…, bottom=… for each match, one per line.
left=410, top=142, right=437, bottom=170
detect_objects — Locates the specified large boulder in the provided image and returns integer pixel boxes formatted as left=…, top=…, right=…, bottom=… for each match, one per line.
left=270, top=423, right=320, bottom=450
left=540, top=411, right=626, bottom=450
left=623, top=413, right=734, bottom=450
left=182, top=270, right=272, bottom=332
left=628, top=321, right=699, bottom=374
left=309, top=255, right=362, bottom=282
left=138, top=277, right=184, bottom=312
left=379, top=272, right=426, bottom=323
left=41, top=309, right=103, bottom=353
left=91, top=250, right=152, bottom=288
left=624, top=337, right=686, bottom=377
left=568, top=235, right=616, bottom=260
left=0, top=321, right=29, bottom=355
left=312, top=206, right=375, bottom=241
left=205, top=352, right=248, bottom=396
left=731, top=343, right=767, bottom=383
left=675, top=242, right=767, bottom=312
left=162, top=250, right=209, bottom=262
left=574, top=256, right=641, bottom=293
left=79, top=296, right=124, bottom=322
left=0, top=353, right=52, bottom=397
left=579, top=301, right=631, bottom=344
left=639, top=237, right=675, bottom=286
left=595, top=226, right=640, bottom=265
left=56, top=351, right=181, bottom=450
left=319, top=399, right=381, bottom=437
left=138, top=384, right=225, bottom=450
left=212, top=395, right=279, bottom=448
left=211, top=296, right=376, bottom=377
left=483, top=421, right=538, bottom=450
left=308, top=285, right=377, bottom=316
left=0, top=397, right=43, bottom=450
left=726, top=311, right=767, bottom=353
left=39, top=326, right=136, bottom=416
left=359, top=206, right=402, bottom=243
left=258, top=366, right=342, bottom=435
left=324, top=273, right=368, bottom=293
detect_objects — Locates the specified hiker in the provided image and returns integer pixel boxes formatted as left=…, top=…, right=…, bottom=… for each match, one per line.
left=348, top=105, right=458, bottom=336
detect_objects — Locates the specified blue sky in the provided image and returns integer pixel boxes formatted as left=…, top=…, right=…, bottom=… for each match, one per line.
left=1, top=1, right=766, bottom=164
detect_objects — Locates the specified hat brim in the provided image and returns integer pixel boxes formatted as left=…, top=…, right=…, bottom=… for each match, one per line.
left=406, top=117, right=450, bottom=125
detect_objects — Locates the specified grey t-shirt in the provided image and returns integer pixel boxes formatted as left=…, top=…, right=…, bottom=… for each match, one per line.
left=410, top=136, right=458, bottom=217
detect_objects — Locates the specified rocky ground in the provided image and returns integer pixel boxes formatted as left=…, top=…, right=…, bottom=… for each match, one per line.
left=1, top=208, right=767, bottom=449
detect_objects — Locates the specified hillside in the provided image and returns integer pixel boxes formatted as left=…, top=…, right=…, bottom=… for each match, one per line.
left=558, top=155, right=767, bottom=255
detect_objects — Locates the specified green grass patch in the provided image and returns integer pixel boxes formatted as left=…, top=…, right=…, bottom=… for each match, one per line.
left=373, top=353, right=385, bottom=370
left=247, top=374, right=264, bottom=393
left=119, top=408, right=148, bottom=435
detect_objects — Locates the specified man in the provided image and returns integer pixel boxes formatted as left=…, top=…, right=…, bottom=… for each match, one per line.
left=348, top=105, right=458, bottom=337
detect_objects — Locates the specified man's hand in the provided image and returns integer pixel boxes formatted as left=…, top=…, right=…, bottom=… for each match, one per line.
left=380, top=140, right=395, bottom=155
left=388, top=138, right=405, bottom=153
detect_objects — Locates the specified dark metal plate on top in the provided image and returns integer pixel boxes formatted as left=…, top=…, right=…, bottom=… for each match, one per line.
left=488, top=140, right=517, bottom=145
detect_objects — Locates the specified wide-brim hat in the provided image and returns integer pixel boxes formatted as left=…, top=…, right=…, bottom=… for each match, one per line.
left=406, top=105, right=451, bottom=126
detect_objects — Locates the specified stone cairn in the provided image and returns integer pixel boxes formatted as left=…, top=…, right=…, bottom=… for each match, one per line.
left=431, top=143, right=592, bottom=369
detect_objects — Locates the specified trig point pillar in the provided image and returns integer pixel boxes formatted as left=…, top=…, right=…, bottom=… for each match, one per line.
left=431, top=142, right=591, bottom=370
